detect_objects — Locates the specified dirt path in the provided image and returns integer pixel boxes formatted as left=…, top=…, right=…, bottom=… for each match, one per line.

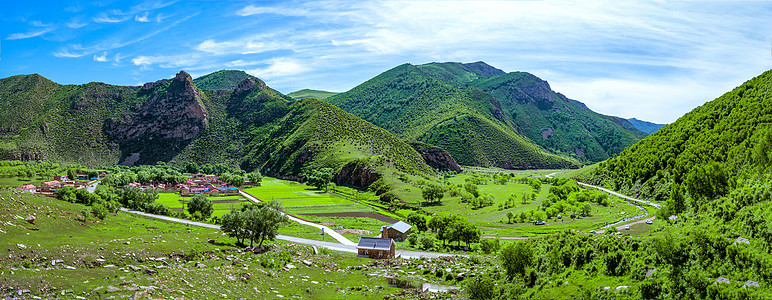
left=480, top=236, right=528, bottom=240
left=119, top=208, right=462, bottom=259
left=238, top=190, right=357, bottom=246
left=595, top=216, right=656, bottom=234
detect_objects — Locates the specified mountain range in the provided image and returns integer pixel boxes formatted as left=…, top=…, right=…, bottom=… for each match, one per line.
left=0, top=61, right=663, bottom=188
left=0, top=71, right=433, bottom=188
left=326, top=62, right=647, bottom=164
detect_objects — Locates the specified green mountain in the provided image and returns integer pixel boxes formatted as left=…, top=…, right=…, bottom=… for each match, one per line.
left=582, top=69, right=772, bottom=202
left=470, top=71, right=646, bottom=161
left=193, top=70, right=250, bottom=90
left=626, top=117, right=666, bottom=134
left=326, top=63, right=579, bottom=169
left=0, top=71, right=432, bottom=187
left=326, top=61, right=645, bottom=167
left=287, top=89, right=339, bottom=100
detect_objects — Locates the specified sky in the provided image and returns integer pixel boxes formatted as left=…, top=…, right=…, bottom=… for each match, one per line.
left=1, top=1, right=771, bottom=124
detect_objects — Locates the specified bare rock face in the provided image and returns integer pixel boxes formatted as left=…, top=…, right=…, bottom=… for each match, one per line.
left=106, top=71, right=209, bottom=142
left=335, top=162, right=381, bottom=188
left=409, top=142, right=462, bottom=172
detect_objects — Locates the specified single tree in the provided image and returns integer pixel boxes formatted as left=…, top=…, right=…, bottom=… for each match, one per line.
left=187, top=194, right=213, bottom=220
left=306, top=168, right=334, bottom=191
left=421, top=184, right=445, bottom=204
left=407, top=213, right=428, bottom=232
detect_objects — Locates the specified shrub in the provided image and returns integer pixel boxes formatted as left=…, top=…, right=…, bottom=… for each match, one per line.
left=467, top=275, right=497, bottom=300
left=480, top=238, right=501, bottom=254
left=187, top=194, right=213, bottom=219
left=91, top=203, right=108, bottom=220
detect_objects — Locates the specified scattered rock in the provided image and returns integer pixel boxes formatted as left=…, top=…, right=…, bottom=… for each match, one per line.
left=207, top=239, right=215, bottom=244
left=106, top=285, right=121, bottom=293
left=226, top=275, right=238, bottom=281
left=615, top=286, right=630, bottom=292
left=241, top=273, right=252, bottom=280
left=312, top=246, right=318, bottom=255
left=25, top=215, right=36, bottom=224
left=195, top=262, right=207, bottom=268
left=302, top=260, right=313, bottom=267
left=16, top=243, right=27, bottom=249
left=145, top=269, right=157, bottom=275
left=64, top=266, right=76, bottom=270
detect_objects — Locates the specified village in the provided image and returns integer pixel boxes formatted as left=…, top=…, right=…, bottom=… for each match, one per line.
left=14, top=172, right=251, bottom=198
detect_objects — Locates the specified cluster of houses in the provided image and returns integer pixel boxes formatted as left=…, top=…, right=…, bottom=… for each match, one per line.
left=16, top=173, right=100, bottom=194
left=126, top=174, right=247, bottom=197
left=355, top=221, right=412, bottom=259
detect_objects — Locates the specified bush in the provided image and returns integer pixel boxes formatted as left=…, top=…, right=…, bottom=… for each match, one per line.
left=480, top=238, right=501, bottom=254
left=420, top=234, right=436, bottom=250
left=91, top=203, right=108, bottom=220
left=407, top=233, right=419, bottom=246
left=467, top=275, right=497, bottom=300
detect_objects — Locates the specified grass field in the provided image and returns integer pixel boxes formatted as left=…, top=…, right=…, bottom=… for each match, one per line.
left=420, top=172, right=645, bottom=237
left=0, top=188, right=403, bottom=299
left=243, top=178, right=397, bottom=242
left=155, top=192, right=251, bottom=218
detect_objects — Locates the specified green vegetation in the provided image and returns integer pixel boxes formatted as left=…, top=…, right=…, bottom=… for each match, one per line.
left=0, top=71, right=434, bottom=196
left=287, top=88, right=339, bottom=100
left=326, top=63, right=580, bottom=169
left=326, top=61, right=644, bottom=166
left=0, top=188, right=408, bottom=299
left=192, top=70, right=250, bottom=90
left=220, top=201, right=289, bottom=247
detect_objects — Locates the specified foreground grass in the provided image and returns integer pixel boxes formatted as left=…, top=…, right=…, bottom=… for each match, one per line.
left=0, top=189, right=409, bottom=299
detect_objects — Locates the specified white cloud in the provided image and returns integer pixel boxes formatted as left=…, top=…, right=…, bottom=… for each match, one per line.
left=66, top=20, right=88, bottom=28
left=247, top=58, right=310, bottom=79
left=94, top=52, right=109, bottom=62
left=6, top=28, right=54, bottom=40
left=236, top=5, right=307, bottom=16
left=53, top=47, right=86, bottom=58
left=93, top=13, right=130, bottom=23
left=195, top=38, right=292, bottom=55
left=135, top=12, right=150, bottom=22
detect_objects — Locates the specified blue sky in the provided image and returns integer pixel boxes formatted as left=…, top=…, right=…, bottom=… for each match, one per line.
left=1, top=1, right=771, bottom=123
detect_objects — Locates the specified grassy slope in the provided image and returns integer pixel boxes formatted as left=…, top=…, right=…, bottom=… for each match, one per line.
left=287, top=89, right=339, bottom=100
left=326, top=63, right=578, bottom=169
left=0, top=188, right=402, bottom=299
left=192, top=70, right=250, bottom=90
left=469, top=71, right=646, bottom=162
left=0, top=72, right=433, bottom=183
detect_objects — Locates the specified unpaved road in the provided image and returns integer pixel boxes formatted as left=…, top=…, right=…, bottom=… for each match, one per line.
left=119, top=208, right=461, bottom=259
left=238, top=190, right=356, bottom=246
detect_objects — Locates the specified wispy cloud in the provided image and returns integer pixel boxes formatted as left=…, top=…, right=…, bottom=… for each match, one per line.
left=66, top=20, right=88, bottom=28
left=93, top=13, right=130, bottom=23
left=236, top=5, right=307, bottom=17
left=6, top=28, right=54, bottom=40
left=94, top=52, right=109, bottom=62
left=195, top=37, right=293, bottom=55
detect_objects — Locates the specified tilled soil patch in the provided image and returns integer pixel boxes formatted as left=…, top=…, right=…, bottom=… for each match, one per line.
left=301, top=212, right=398, bottom=224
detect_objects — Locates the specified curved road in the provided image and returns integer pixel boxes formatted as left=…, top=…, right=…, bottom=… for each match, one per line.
left=119, top=208, right=457, bottom=259
left=545, top=172, right=660, bottom=229
left=238, top=190, right=356, bottom=246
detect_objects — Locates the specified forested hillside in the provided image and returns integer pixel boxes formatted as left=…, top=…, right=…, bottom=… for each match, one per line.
left=326, top=61, right=645, bottom=166
left=583, top=69, right=772, bottom=202
left=0, top=71, right=433, bottom=187
left=326, top=63, right=579, bottom=169
left=626, top=118, right=666, bottom=134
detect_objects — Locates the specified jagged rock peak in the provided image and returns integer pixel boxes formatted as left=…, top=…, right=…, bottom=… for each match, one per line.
left=234, top=76, right=267, bottom=95
left=174, top=70, right=193, bottom=82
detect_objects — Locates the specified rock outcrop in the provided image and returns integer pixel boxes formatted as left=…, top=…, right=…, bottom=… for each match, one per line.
left=106, top=71, right=209, bottom=141
left=409, top=142, right=462, bottom=172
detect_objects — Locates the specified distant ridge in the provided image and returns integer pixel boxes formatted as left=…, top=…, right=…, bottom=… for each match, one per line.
left=626, top=118, right=666, bottom=134
left=326, top=61, right=646, bottom=165
left=287, top=89, right=339, bottom=100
